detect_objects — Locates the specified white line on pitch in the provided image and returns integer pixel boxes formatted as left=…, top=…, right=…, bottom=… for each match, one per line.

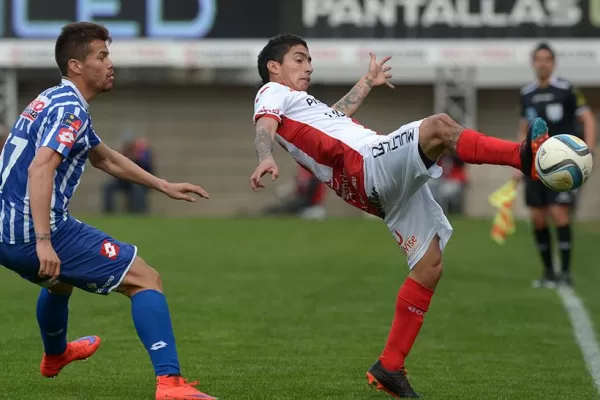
left=558, top=285, right=600, bottom=394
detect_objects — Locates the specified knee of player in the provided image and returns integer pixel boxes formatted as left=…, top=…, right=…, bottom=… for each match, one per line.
left=426, top=255, right=443, bottom=275
left=118, top=257, right=164, bottom=296
left=151, top=266, right=164, bottom=291
left=424, top=113, right=460, bottom=143
left=550, top=208, right=570, bottom=227
left=144, top=264, right=163, bottom=292
left=410, top=253, right=443, bottom=287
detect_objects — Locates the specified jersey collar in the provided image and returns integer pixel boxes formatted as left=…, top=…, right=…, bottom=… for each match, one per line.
left=61, top=78, right=89, bottom=109
left=536, top=75, right=558, bottom=88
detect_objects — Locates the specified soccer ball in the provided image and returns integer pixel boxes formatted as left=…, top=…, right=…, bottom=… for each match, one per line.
left=535, top=134, right=593, bottom=192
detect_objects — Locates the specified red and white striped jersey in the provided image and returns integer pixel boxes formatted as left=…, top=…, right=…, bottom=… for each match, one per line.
left=253, top=82, right=381, bottom=216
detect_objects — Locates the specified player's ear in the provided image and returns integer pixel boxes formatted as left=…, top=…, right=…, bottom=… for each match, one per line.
left=266, top=60, right=280, bottom=76
left=68, top=59, right=83, bottom=76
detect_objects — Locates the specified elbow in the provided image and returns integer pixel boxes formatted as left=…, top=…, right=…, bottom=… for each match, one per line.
left=90, top=157, right=102, bottom=169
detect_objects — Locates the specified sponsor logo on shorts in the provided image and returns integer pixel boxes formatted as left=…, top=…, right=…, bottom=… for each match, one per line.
left=372, top=129, right=415, bottom=158
left=100, top=240, right=120, bottom=260
left=394, top=230, right=419, bottom=256
left=96, top=275, right=115, bottom=294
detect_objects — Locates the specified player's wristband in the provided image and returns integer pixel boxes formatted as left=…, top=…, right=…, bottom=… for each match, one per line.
left=35, top=233, right=51, bottom=241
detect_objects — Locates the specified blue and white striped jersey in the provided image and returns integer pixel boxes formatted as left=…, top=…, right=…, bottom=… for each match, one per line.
left=0, top=78, right=101, bottom=243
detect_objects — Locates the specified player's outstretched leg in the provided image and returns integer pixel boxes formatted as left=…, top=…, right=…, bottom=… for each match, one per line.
left=38, top=283, right=101, bottom=378
left=367, top=237, right=443, bottom=398
left=417, top=113, right=549, bottom=178
left=116, top=257, right=217, bottom=400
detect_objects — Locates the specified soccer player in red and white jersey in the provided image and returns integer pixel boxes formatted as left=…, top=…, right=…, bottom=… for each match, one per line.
left=250, top=34, right=551, bottom=398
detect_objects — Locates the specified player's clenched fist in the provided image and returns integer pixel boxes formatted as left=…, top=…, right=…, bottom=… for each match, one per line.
left=36, top=240, right=61, bottom=281
left=162, top=182, right=210, bottom=202
left=250, top=156, right=279, bottom=191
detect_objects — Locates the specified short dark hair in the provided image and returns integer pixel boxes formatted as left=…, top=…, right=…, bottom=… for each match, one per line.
left=257, top=34, right=308, bottom=84
left=532, top=42, right=555, bottom=60
left=55, top=22, right=112, bottom=77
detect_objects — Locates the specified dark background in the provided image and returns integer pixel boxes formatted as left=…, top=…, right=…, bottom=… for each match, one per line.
left=1, top=0, right=599, bottom=39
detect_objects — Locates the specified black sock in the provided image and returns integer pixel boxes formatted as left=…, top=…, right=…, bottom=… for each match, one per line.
left=557, top=225, right=572, bottom=274
left=534, top=227, right=555, bottom=279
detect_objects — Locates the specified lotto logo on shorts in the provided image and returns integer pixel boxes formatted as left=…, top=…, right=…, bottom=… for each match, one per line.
left=100, top=240, right=120, bottom=260
left=56, top=128, right=76, bottom=148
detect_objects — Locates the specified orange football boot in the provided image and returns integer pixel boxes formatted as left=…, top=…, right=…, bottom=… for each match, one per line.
left=40, top=335, right=101, bottom=378
left=156, top=375, right=217, bottom=400
left=520, top=117, right=550, bottom=180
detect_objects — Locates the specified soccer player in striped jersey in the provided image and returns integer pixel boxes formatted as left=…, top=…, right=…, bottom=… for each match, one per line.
left=0, top=22, right=216, bottom=400
left=250, top=34, right=552, bottom=398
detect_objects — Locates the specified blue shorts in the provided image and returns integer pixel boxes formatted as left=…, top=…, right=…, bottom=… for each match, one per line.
left=0, top=217, right=137, bottom=295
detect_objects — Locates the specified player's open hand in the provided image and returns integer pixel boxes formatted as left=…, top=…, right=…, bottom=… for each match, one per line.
left=365, top=52, right=394, bottom=89
left=36, top=241, right=61, bottom=282
left=250, top=156, right=279, bottom=191
left=163, top=182, right=210, bottom=202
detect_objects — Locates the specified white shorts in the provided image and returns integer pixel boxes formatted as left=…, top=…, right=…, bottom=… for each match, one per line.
left=362, top=119, right=454, bottom=269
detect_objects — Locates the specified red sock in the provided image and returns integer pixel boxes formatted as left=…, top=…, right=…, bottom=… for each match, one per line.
left=379, top=278, right=434, bottom=371
left=456, top=129, right=522, bottom=169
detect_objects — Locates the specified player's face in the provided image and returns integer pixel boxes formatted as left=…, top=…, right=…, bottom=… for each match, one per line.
left=81, top=39, right=115, bottom=93
left=278, top=45, right=313, bottom=91
left=533, top=49, right=554, bottom=81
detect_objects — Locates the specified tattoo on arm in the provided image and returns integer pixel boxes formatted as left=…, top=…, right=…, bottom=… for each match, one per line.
left=332, top=77, right=374, bottom=117
left=254, top=127, right=273, bottom=162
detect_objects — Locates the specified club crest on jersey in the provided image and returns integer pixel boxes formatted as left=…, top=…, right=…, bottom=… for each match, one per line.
left=546, top=103, right=563, bottom=122
left=56, top=127, right=76, bottom=148
left=61, top=113, right=83, bottom=131
left=21, top=97, right=49, bottom=121
left=100, top=240, right=120, bottom=260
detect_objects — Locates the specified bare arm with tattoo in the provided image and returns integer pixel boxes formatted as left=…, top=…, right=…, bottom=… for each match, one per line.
left=332, top=76, right=374, bottom=118
left=254, top=117, right=276, bottom=162
left=250, top=117, right=280, bottom=191
left=332, top=52, right=394, bottom=118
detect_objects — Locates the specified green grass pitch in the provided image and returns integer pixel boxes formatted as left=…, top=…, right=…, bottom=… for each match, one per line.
left=0, top=216, right=598, bottom=399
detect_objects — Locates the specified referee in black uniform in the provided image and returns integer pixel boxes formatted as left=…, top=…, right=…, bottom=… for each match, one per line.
left=517, top=42, right=597, bottom=288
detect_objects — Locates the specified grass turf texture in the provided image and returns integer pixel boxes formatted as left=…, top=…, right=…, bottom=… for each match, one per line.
left=0, top=216, right=597, bottom=399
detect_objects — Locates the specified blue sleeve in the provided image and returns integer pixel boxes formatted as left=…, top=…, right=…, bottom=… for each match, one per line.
left=39, top=105, right=90, bottom=157
left=88, top=123, right=102, bottom=148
